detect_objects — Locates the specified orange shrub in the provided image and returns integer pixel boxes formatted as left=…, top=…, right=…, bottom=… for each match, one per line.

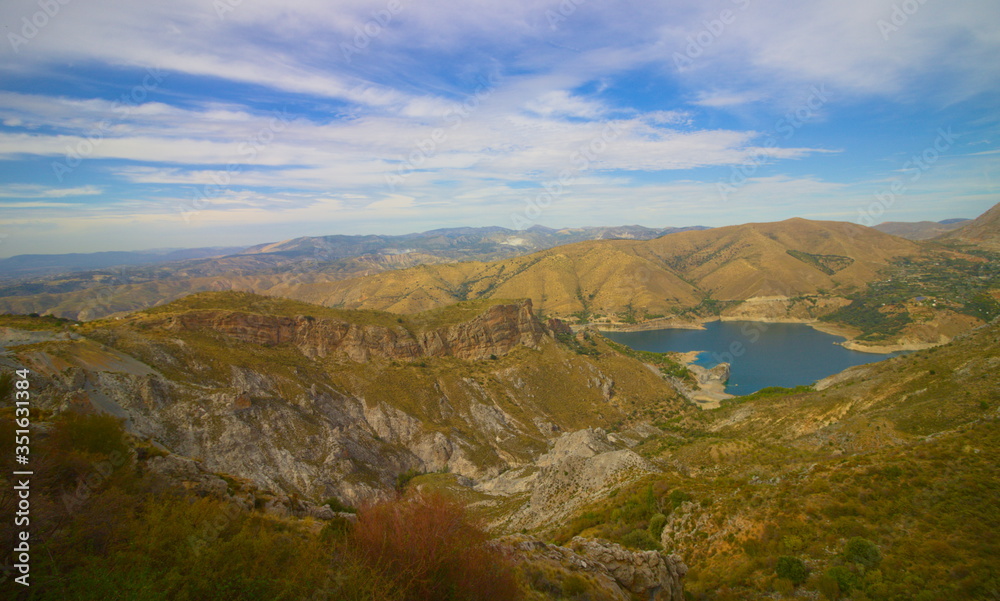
left=348, top=492, right=521, bottom=601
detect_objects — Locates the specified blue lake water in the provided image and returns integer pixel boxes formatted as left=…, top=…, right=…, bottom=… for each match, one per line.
left=602, top=321, right=903, bottom=395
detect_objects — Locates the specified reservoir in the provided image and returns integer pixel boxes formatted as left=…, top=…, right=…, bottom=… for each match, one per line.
left=602, top=321, right=902, bottom=396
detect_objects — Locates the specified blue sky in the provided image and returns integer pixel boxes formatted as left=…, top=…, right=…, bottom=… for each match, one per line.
left=0, top=0, right=998, bottom=256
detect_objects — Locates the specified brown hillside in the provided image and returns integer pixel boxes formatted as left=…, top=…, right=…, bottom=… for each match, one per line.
left=636, top=218, right=921, bottom=299
left=304, top=218, right=921, bottom=316
left=937, top=201, right=1000, bottom=250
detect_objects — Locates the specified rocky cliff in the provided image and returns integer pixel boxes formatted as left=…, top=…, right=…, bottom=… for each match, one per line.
left=155, top=299, right=545, bottom=361
left=6, top=293, right=689, bottom=510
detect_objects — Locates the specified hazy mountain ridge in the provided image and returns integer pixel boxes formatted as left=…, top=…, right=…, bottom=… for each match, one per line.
left=1, top=206, right=996, bottom=353
left=0, top=225, right=706, bottom=320
left=0, top=247, right=246, bottom=278
left=873, top=218, right=968, bottom=240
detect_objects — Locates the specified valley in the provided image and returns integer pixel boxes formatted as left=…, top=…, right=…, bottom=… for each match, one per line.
left=4, top=2, right=999, bottom=598
left=0, top=207, right=997, bottom=600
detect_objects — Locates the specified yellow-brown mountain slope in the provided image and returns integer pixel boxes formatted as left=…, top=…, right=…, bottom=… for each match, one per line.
left=937, top=201, right=1000, bottom=250
left=296, top=218, right=921, bottom=318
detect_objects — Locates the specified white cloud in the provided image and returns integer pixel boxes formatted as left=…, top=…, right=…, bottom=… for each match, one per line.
left=523, top=90, right=606, bottom=119
left=663, top=0, right=1000, bottom=104
left=366, top=195, right=416, bottom=211
left=0, top=0, right=996, bottom=255
left=0, top=184, right=102, bottom=198
left=692, top=91, right=765, bottom=108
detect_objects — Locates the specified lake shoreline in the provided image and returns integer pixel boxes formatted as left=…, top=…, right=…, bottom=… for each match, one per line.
left=600, top=321, right=912, bottom=397
left=591, top=317, right=924, bottom=354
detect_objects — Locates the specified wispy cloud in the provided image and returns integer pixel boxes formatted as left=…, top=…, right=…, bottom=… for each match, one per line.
left=0, top=0, right=996, bottom=255
left=0, top=184, right=102, bottom=198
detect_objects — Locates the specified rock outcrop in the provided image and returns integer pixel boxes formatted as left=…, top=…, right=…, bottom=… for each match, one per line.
left=503, top=535, right=686, bottom=601
left=483, top=428, right=656, bottom=530
left=156, top=300, right=546, bottom=361
left=672, top=357, right=733, bottom=409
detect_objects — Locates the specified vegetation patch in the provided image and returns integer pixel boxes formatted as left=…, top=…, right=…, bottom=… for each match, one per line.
left=786, top=249, right=855, bottom=275
left=602, top=338, right=692, bottom=381
left=821, top=252, right=1000, bottom=340
left=0, top=312, right=76, bottom=331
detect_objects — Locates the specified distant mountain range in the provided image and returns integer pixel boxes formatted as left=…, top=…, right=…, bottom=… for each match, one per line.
left=0, top=204, right=996, bottom=349
left=293, top=218, right=923, bottom=317
left=0, top=247, right=245, bottom=278
left=236, top=224, right=706, bottom=262
left=0, top=225, right=707, bottom=319
left=0, top=225, right=706, bottom=280
left=873, top=218, right=969, bottom=240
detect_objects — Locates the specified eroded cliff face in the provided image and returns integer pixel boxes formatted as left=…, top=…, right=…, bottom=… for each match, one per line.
left=480, top=428, right=659, bottom=531
left=9, top=295, right=687, bottom=512
left=155, top=300, right=545, bottom=361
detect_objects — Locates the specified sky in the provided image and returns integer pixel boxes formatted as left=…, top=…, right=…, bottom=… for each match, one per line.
left=0, top=0, right=998, bottom=256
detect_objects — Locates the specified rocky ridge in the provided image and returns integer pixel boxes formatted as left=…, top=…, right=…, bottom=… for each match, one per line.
left=156, top=299, right=545, bottom=361
left=5, top=293, right=688, bottom=510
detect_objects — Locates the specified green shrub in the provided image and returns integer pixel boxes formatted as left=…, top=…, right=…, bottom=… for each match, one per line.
left=322, top=497, right=357, bottom=513
left=825, top=565, right=859, bottom=595
left=781, top=535, right=803, bottom=553
left=773, top=578, right=795, bottom=595
left=844, top=537, right=881, bottom=568
left=52, top=412, right=131, bottom=458
left=648, top=513, right=667, bottom=540
left=395, top=467, right=423, bottom=492
left=668, top=489, right=692, bottom=508
left=775, top=556, right=809, bottom=585
left=620, top=528, right=660, bottom=551
left=818, top=572, right=842, bottom=600
left=562, top=574, right=588, bottom=597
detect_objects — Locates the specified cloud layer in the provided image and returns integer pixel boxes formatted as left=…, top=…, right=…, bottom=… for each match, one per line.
left=0, top=0, right=998, bottom=254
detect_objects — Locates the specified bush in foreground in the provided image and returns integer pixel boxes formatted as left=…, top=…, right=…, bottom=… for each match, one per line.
left=345, top=491, right=522, bottom=601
